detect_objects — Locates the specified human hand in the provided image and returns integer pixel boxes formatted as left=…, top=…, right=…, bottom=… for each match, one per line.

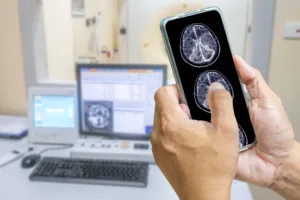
left=234, top=55, right=297, bottom=189
left=151, top=83, right=239, bottom=200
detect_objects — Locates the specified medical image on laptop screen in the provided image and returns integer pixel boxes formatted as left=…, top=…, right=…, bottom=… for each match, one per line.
left=83, top=100, right=114, bottom=133
left=78, top=66, right=165, bottom=138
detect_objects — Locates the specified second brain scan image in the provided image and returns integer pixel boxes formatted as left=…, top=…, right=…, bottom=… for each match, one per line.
left=164, top=10, right=256, bottom=148
left=194, top=70, right=234, bottom=112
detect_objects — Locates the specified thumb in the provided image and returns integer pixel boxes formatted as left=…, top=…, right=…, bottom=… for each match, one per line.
left=234, top=55, right=274, bottom=99
left=208, top=82, right=237, bottom=130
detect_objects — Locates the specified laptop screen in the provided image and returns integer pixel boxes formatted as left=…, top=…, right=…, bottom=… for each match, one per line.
left=78, top=66, right=165, bottom=137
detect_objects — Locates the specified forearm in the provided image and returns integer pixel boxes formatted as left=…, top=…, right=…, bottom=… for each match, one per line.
left=180, top=179, right=232, bottom=200
left=271, top=142, right=300, bottom=200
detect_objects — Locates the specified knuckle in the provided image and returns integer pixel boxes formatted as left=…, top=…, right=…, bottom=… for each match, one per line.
left=253, top=68, right=263, bottom=77
left=151, top=130, right=163, bottom=152
left=253, top=68, right=260, bottom=74
left=154, top=87, right=164, bottom=102
left=153, top=111, right=178, bottom=137
left=224, top=124, right=236, bottom=133
left=150, top=138, right=159, bottom=151
left=161, top=117, right=176, bottom=136
left=218, top=123, right=238, bottom=136
left=150, top=132, right=158, bottom=145
left=154, top=86, right=172, bottom=102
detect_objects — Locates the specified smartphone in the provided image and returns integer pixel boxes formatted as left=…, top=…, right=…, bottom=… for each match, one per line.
left=160, top=7, right=255, bottom=151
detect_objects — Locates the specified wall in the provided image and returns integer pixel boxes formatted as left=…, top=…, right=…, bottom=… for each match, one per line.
left=43, top=0, right=119, bottom=80
left=44, top=0, right=250, bottom=81
left=250, top=1, right=300, bottom=200
left=73, top=0, right=119, bottom=60
left=245, top=0, right=253, bottom=63
left=43, top=0, right=75, bottom=80
left=0, top=0, right=27, bottom=116
left=269, top=0, right=300, bottom=141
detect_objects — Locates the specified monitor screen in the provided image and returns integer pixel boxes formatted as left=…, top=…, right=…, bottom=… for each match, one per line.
left=78, top=66, right=166, bottom=138
left=34, top=95, right=75, bottom=128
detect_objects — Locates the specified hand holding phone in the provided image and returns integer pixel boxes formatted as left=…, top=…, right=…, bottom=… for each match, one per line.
left=152, top=83, right=239, bottom=200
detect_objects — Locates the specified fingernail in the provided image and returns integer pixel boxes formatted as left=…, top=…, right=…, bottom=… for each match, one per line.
left=209, top=82, right=225, bottom=92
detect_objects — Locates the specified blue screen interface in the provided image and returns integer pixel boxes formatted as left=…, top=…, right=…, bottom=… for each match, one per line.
left=34, top=95, right=75, bottom=128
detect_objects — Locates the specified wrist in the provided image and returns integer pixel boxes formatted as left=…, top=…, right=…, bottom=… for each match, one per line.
left=271, top=142, right=300, bottom=200
left=180, top=178, right=232, bottom=200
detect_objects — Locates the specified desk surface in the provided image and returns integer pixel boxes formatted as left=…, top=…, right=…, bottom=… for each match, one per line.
left=0, top=139, right=253, bottom=200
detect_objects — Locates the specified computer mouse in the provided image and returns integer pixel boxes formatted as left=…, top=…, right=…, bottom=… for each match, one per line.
left=21, top=154, right=41, bottom=169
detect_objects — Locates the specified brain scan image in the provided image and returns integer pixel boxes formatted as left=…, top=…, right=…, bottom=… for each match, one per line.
left=180, top=24, right=220, bottom=67
left=84, top=101, right=113, bottom=132
left=239, top=125, right=248, bottom=148
left=194, top=71, right=234, bottom=112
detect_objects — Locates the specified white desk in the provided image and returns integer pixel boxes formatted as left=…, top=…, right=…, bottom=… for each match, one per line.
left=0, top=139, right=253, bottom=200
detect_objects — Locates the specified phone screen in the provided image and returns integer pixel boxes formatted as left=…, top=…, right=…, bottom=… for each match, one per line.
left=164, top=10, right=255, bottom=148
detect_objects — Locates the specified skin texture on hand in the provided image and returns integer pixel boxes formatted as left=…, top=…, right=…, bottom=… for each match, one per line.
left=234, top=55, right=300, bottom=199
left=151, top=83, right=239, bottom=200
left=271, top=142, right=300, bottom=200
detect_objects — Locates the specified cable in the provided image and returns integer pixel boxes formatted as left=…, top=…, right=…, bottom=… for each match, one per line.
left=0, top=145, right=73, bottom=169
left=38, top=145, right=73, bottom=155
left=0, top=147, right=35, bottom=168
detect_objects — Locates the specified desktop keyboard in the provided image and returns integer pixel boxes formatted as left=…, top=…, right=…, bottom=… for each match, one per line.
left=29, top=157, right=149, bottom=187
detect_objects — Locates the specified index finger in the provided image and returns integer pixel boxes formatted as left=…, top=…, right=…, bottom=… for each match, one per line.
left=154, top=85, right=184, bottom=116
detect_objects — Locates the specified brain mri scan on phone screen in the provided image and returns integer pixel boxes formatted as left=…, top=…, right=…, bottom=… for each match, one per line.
left=180, top=24, right=220, bottom=67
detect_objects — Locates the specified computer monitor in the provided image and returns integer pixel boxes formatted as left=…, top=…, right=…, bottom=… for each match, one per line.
left=28, top=87, right=78, bottom=144
left=77, top=64, right=167, bottom=140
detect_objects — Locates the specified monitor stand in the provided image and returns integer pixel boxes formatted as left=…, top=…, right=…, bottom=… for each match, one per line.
left=70, top=137, right=154, bottom=163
